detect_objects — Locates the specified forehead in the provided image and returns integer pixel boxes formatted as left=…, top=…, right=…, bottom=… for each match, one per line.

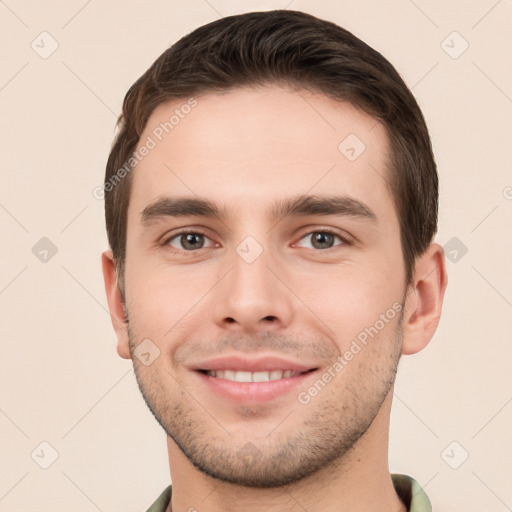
left=127, top=85, right=393, bottom=225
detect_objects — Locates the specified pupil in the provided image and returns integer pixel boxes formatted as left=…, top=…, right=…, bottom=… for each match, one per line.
left=314, top=232, right=332, bottom=248
left=183, top=233, right=203, bottom=250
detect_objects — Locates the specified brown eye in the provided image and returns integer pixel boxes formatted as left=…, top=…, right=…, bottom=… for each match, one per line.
left=297, top=231, right=346, bottom=250
left=166, top=232, right=214, bottom=251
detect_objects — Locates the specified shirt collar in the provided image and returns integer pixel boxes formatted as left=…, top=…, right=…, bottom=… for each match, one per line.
left=146, top=473, right=432, bottom=512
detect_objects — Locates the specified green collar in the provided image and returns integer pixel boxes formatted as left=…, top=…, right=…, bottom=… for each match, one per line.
left=145, top=473, right=431, bottom=512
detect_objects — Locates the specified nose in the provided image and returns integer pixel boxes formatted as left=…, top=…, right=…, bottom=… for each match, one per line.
left=213, top=246, right=294, bottom=333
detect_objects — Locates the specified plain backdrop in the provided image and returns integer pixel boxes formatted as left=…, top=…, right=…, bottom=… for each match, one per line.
left=1, top=1, right=511, bottom=511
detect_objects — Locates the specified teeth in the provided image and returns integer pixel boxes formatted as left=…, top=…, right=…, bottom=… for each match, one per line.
left=206, top=370, right=302, bottom=382
left=224, top=370, right=236, bottom=381
left=252, top=371, right=270, bottom=382
left=235, top=371, right=252, bottom=382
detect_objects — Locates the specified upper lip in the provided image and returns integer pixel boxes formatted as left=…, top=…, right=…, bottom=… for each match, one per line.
left=190, top=355, right=318, bottom=373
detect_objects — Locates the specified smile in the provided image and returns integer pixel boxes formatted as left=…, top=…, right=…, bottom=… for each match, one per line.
left=201, top=369, right=311, bottom=382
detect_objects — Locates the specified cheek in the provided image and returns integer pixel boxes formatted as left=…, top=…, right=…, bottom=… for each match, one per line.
left=125, top=258, right=215, bottom=336
left=293, top=263, right=403, bottom=345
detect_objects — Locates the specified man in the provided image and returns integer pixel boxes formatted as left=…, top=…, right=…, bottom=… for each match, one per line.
left=101, top=9, right=447, bottom=512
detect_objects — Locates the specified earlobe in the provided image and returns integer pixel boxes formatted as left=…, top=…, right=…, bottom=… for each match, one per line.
left=401, top=243, right=448, bottom=355
left=101, top=249, right=132, bottom=360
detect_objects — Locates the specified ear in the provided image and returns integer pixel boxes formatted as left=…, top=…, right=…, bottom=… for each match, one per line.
left=401, top=242, right=448, bottom=355
left=101, top=249, right=132, bottom=359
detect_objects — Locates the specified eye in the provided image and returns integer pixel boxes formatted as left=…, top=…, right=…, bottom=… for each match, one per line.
left=296, top=230, right=348, bottom=250
left=164, top=231, right=215, bottom=251
left=162, top=228, right=349, bottom=253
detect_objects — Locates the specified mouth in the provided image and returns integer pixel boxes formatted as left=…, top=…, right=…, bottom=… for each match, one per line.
left=198, top=368, right=316, bottom=382
left=191, top=356, right=319, bottom=404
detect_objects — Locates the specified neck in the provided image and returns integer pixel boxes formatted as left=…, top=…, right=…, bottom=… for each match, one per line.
left=165, top=393, right=405, bottom=512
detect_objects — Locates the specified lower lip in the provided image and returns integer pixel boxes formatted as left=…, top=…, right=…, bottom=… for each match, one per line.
left=195, top=371, right=317, bottom=404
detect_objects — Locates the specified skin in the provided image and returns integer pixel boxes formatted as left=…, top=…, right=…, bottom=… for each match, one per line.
left=102, top=85, right=447, bottom=512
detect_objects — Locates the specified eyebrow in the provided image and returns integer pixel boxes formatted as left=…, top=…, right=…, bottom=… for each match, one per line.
left=139, top=194, right=377, bottom=227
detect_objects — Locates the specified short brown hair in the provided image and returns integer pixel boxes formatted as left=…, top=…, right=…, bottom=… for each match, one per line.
left=104, top=9, right=438, bottom=296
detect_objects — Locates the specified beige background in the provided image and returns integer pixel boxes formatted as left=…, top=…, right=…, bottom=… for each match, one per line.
left=1, top=0, right=511, bottom=510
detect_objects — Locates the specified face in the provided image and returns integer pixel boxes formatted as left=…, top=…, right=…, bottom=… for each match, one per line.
left=121, top=85, right=408, bottom=487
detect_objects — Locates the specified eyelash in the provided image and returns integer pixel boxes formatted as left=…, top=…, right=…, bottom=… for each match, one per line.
left=161, top=228, right=351, bottom=254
